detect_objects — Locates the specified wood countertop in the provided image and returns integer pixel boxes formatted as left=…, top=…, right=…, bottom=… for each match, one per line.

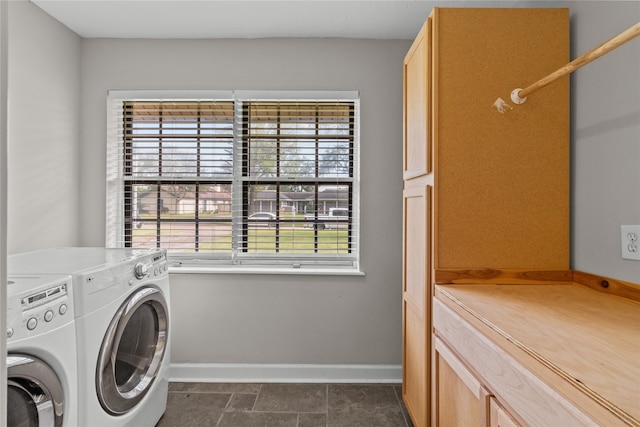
left=435, top=283, right=640, bottom=426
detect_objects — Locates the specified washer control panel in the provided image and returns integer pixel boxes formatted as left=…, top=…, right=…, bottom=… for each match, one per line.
left=126, top=250, right=168, bottom=284
left=6, top=275, right=74, bottom=342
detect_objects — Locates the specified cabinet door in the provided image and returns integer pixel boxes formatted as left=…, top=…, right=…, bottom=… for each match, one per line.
left=402, top=14, right=433, bottom=427
left=403, top=18, right=431, bottom=180
left=402, top=185, right=432, bottom=427
left=435, top=338, right=490, bottom=427
left=489, top=398, right=521, bottom=427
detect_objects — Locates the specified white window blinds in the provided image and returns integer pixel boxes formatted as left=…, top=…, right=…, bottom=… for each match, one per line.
left=106, top=91, right=359, bottom=269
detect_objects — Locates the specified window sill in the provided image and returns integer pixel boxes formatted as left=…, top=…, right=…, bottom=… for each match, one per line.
left=168, top=265, right=365, bottom=276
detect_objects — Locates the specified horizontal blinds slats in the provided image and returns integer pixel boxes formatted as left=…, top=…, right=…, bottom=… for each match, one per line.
left=243, top=101, right=354, bottom=181
left=124, top=101, right=235, bottom=118
left=107, top=96, right=358, bottom=265
left=124, top=101, right=234, bottom=179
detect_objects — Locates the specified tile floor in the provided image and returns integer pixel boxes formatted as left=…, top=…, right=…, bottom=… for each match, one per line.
left=156, top=382, right=414, bottom=427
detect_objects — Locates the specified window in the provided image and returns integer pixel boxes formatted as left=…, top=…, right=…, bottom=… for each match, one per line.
left=106, top=91, right=360, bottom=271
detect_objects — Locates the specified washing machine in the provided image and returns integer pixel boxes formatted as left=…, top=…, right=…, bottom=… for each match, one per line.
left=8, top=247, right=171, bottom=427
left=6, top=273, right=78, bottom=427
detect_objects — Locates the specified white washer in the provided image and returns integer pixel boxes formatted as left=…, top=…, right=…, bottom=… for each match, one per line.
left=6, top=274, right=78, bottom=427
left=8, top=247, right=171, bottom=427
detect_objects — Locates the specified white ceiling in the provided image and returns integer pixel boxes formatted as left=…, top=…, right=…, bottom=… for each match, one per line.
left=30, top=0, right=521, bottom=40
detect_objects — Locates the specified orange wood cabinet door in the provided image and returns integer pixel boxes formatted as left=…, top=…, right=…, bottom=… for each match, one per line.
left=402, top=184, right=431, bottom=427
left=402, top=14, right=433, bottom=427
left=435, top=338, right=522, bottom=427
left=403, top=18, right=431, bottom=180
left=489, top=398, right=521, bottom=427
left=434, top=338, right=491, bottom=427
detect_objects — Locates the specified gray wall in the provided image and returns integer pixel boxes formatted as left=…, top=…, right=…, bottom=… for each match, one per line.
left=7, top=0, right=81, bottom=253
left=79, top=37, right=410, bottom=365
left=568, top=1, right=640, bottom=283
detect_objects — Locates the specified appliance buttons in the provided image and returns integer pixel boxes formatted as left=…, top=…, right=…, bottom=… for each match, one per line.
left=7, top=328, right=13, bottom=338
left=44, top=310, right=54, bottom=322
left=27, top=317, right=37, bottom=330
left=59, top=304, right=67, bottom=315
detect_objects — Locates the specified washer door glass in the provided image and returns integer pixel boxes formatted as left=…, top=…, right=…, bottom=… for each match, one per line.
left=96, top=286, right=169, bottom=415
left=7, top=354, right=64, bottom=427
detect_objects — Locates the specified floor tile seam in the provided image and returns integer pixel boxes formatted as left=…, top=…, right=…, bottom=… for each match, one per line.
left=168, top=390, right=236, bottom=394
left=293, top=412, right=330, bottom=427
left=325, top=383, right=329, bottom=414
left=393, top=386, right=410, bottom=427
left=222, top=409, right=328, bottom=415
left=214, top=402, right=228, bottom=427
left=251, top=384, right=262, bottom=411
left=221, top=391, right=237, bottom=419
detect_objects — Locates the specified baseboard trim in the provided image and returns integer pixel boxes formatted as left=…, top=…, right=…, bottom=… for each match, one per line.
left=169, top=363, right=402, bottom=384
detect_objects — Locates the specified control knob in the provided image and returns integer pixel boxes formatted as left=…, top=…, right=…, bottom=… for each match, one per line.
left=134, top=262, right=148, bottom=279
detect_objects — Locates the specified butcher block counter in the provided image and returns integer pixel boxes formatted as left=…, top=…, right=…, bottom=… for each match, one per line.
left=433, top=282, right=640, bottom=426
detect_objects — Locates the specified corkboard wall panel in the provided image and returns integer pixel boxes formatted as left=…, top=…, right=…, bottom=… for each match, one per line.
left=433, top=8, right=570, bottom=269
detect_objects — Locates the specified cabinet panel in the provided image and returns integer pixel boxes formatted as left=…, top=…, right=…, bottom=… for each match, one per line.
left=402, top=184, right=432, bottom=427
left=435, top=338, right=489, bottom=427
left=490, top=398, right=521, bottom=427
left=403, top=18, right=431, bottom=179
left=403, top=188, right=427, bottom=307
left=403, top=301, right=427, bottom=427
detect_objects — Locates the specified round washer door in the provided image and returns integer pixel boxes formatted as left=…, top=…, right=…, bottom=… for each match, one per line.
left=96, top=286, right=169, bottom=415
left=7, top=354, right=65, bottom=427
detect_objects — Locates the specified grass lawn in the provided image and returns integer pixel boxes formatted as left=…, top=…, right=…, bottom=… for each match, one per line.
left=242, top=229, right=349, bottom=253
left=133, top=227, right=350, bottom=253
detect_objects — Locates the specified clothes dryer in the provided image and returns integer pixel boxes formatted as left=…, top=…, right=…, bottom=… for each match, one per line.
left=6, top=274, right=78, bottom=427
left=8, top=247, right=171, bottom=427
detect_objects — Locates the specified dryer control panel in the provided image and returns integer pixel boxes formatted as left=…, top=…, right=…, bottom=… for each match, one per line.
left=6, top=275, right=74, bottom=342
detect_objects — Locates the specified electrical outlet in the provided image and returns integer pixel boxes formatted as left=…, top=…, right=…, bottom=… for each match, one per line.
left=621, top=225, right=640, bottom=261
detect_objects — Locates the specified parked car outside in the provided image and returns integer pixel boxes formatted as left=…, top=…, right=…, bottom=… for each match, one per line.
left=247, top=212, right=277, bottom=228
left=303, top=207, right=349, bottom=230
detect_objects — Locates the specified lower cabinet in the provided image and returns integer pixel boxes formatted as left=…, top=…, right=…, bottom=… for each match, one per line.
left=432, top=284, right=637, bottom=427
left=434, top=337, right=520, bottom=427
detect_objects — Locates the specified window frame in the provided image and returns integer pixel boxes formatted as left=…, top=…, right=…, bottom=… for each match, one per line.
left=106, top=90, right=361, bottom=274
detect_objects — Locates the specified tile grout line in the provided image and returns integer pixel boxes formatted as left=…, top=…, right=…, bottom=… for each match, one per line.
left=325, top=383, right=329, bottom=427
left=251, top=384, right=262, bottom=412
left=393, top=385, right=410, bottom=427
left=215, top=392, right=232, bottom=427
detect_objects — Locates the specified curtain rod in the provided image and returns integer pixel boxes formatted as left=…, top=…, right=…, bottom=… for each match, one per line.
left=493, top=22, right=640, bottom=113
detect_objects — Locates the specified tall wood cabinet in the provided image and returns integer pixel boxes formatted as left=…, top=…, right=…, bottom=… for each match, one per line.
left=402, top=8, right=569, bottom=427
